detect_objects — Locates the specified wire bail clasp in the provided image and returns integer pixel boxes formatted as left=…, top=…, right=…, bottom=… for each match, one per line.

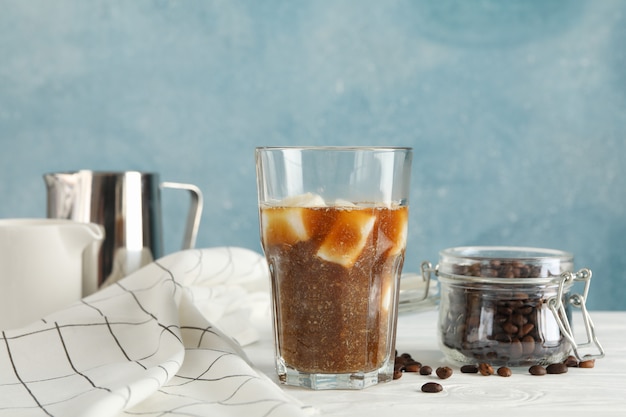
left=420, top=261, right=436, bottom=301
left=548, top=268, right=605, bottom=361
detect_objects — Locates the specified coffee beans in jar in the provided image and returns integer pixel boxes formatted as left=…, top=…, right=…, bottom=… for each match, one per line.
left=435, top=247, right=578, bottom=367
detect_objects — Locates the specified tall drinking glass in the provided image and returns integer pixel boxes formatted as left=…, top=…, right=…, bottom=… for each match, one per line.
left=256, top=146, right=412, bottom=390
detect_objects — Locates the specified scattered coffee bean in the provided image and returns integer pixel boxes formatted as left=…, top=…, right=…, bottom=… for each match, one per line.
left=394, top=352, right=413, bottom=372
left=478, top=362, right=494, bottom=376
left=393, top=351, right=428, bottom=376
left=421, top=382, right=443, bottom=393
left=529, top=365, right=547, bottom=375
left=497, top=366, right=512, bottom=377
left=395, top=355, right=406, bottom=367
left=563, top=355, right=579, bottom=367
left=405, top=362, right=421, bottom=372
left=460, top=364, right=479, bottom=373
left=436, top=366, right=453, bottom=379
left=579, top=359, right=595, bottom=368
left=546, top=363, right=568, bottom=374
left=420, top=365, right=433, bottom=376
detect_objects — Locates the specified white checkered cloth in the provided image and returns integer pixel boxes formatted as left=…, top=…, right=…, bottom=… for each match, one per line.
left=0, top=247, right=310, bottom=417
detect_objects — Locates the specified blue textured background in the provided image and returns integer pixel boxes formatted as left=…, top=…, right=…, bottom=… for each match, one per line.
left=1, top=0, right=624, bottom=310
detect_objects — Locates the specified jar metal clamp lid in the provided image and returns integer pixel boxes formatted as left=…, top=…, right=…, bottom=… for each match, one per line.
left=422, top=246, right=605, bottom=362
left=548, top=268, right=605, bottom=361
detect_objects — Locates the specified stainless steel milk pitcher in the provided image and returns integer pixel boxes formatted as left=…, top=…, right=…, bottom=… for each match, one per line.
left=44, top=170, right=203, bottom=293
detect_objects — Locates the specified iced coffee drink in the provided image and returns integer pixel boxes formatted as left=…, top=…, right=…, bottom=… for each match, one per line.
left=261, top=195, right=408, bottom=373
left=256, top=146, right=412, bottom=389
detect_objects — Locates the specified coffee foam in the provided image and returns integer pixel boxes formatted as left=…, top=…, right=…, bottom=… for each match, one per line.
left=269, top=192, right=326, bottom=208
left=266, top=193, right=396, bottom=209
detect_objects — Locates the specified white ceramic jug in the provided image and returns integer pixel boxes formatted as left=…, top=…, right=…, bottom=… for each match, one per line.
left=0, top=218, right=104, bottom=330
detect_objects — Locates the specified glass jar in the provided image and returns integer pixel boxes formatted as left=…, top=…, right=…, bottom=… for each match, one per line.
left=428, top=246, right=604, bottom=367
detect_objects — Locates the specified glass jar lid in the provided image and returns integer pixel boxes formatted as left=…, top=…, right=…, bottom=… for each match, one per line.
left=437, top=246, right=574, bottom=285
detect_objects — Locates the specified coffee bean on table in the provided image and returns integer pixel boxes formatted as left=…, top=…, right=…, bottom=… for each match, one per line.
left=436, top=366, right=453, bottom=379
left=420, top=365, right=433, bottom=375
left=546, top=363, right=568, bottom=374
left=478, top=363, right=494, bottom=376
left=529, top=365, right=547, bottom=375
left=497, top=366, right=512, bottom=377
left=421, top=382, right=443, bottom=393
left=563, top=355, right=579, bottom=367
left=579, top=359, right=595, bottom=368
left=393, top=352, right=423, bottom=376
left=405, top=361, right=421, bottom=372
left=461, top=364, right=479, bottom=373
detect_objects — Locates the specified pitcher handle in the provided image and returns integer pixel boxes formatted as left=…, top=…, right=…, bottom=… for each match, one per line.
left=161, top=182, right=204, bottom=249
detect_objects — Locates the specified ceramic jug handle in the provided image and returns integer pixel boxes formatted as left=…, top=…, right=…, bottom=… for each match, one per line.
left=161, top=182, right=204, bottom=249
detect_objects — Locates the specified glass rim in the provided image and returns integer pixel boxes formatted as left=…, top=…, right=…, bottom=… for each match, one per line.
left=255, top=146, right=413, bottom=152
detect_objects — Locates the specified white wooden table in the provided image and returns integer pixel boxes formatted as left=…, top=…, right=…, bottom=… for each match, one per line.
left=244, top=309, right=626, bottom=416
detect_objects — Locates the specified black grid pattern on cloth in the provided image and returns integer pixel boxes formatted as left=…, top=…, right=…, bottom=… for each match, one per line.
left=0, top=248, right=308, bottom=417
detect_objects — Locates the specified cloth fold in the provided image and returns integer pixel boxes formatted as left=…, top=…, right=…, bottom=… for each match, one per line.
left=0, top=247, right=310, bottom=417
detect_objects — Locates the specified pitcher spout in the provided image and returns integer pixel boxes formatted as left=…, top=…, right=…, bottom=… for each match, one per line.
left=71, top=222, right=105, bottom=249
left=57, top=221, right=104, bottom=298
